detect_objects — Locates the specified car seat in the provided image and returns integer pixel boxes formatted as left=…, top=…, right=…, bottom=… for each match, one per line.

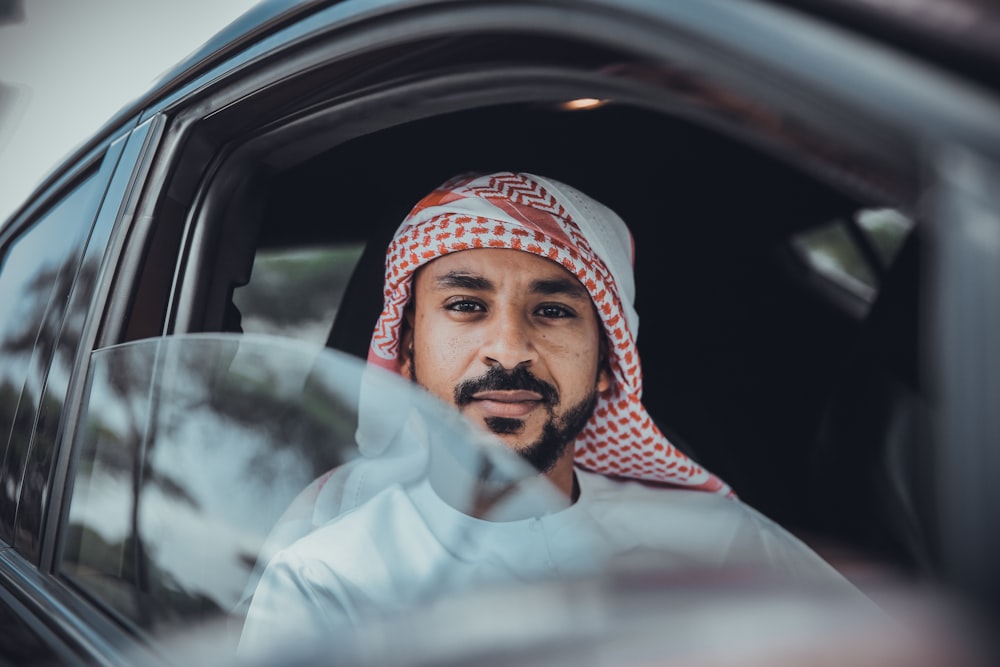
left=807, top=231, right=936, bottom=577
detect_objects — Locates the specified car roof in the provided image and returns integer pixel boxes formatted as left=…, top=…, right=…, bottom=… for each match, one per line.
left=772, top=0, right=1000, bottom=89
left=5, top=0, right=998, bottom=230
left=32, top=0, right=1000, bottom=143
left=167, top=0, right=1000, bottom=97
left=166, top=0, right=1000, bottom=96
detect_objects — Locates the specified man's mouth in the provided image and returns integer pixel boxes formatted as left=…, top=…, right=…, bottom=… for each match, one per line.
left=470, top=390, right=544, bottom=418
left=454, top=366, right=558, bottom=416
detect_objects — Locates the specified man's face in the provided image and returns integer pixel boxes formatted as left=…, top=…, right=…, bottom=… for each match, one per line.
left=400, top=248, right=611, bottom=474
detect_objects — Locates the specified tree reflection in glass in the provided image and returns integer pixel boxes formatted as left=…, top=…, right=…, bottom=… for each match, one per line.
left=60, top=334, right=557, bottom=643
left=62, top=336, right=355, bottom=633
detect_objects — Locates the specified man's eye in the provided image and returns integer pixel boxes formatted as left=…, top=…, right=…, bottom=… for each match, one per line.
left=536, top=305, right=574, bottom=318
left=447, top=300, right=485, bottom=313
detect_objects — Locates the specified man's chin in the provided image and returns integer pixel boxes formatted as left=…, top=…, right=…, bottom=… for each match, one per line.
left=483, top=415, right=526, bottom=436
left=482, top=428, right=569, bottom=474
left=478, top=420, right=548, bottom=458
left=457, top=389, right=595, bottom=475
left=483, top=424, right=538, bottom=454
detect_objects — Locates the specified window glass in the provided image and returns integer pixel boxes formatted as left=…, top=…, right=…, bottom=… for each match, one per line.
left=0, top=172, right=103, bottom=536
left=60, top=336, right=355, bottom=637
left=790, top=208, right=914, bottom=308
left=855, top=208, right=914, bottom=269
left=233, top=243, right=365, bottom=345
left=59, top=334, right=558, bottom=646
left=792, top=220, right=877, bottom=303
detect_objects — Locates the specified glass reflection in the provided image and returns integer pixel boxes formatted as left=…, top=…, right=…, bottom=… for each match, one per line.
left=61, top=334, right=557, bottom=641
left=0, top=170, right=103, bottom=541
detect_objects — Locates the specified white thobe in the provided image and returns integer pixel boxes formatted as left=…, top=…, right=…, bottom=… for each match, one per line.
left=239, top=467, right=850, bottom=654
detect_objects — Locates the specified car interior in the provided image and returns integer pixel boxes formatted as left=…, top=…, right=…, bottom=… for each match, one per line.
left=209, top=101, right=921, bottom=565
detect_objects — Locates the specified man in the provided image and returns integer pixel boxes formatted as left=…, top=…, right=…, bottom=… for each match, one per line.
left=239, top=171, right=857, bottom=651
left=367, top=170, right=727, bottom=497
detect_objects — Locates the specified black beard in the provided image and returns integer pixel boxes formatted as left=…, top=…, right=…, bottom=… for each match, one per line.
left=504, top=390, right=597, bottom=473
left=452, top=366, right=597, bottom=474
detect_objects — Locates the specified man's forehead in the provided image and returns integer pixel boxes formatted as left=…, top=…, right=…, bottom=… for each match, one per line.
left=418, top=248, right=588, bottom=294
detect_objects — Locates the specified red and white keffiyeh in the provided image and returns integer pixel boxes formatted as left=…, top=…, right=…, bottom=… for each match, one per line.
left=369, top=172, right=729, bottom=494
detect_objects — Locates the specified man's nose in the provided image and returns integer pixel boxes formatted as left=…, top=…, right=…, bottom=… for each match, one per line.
left=481, top=310, right=536, bottom=370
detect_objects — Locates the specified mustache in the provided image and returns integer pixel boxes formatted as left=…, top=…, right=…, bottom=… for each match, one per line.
left=454, top=366, right=559, bottom=407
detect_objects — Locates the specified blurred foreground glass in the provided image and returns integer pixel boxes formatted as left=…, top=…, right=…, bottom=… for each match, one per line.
left=161, top=568, right=995, bottom=667
left=59, top=334, right=560, bottom=648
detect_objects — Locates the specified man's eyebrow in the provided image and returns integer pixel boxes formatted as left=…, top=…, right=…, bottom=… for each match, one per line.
left=530, top=277, right=589, bottom=300
left=434, top=271, right=493, bottom=291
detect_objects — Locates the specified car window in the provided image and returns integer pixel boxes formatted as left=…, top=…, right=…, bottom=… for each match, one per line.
left=856, top=208, right=913, bottom=268
left=793, top=218, right=879, bottom=301
left=169, top=94, right=885, bottom=533
left=790, top=207, right=915, bottom=313
left=57, top=334, right=551, bottom=643
left=233, top=242, right=366, bottom=345
left=59, top=336, right=352, bottom=637
left=0, top=169, right=104, bottom=543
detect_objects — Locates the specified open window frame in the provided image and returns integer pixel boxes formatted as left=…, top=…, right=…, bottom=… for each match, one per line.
left=80, top=0, right=932, bottom=557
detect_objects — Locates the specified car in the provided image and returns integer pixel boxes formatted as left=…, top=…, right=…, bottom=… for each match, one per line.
left=1, top=0, right=998, bottom=664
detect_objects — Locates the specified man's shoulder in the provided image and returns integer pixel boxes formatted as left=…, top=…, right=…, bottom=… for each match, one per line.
left=576, top=468, right=796, bottom=552
left=576, top=468, right=853, bottom=580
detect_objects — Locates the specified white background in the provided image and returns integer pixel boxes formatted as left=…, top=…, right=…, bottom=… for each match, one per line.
left=0, top=0, right=261, bottom=223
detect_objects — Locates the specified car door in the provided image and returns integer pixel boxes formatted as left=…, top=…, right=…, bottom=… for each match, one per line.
left=0, top=118, right=151, bottom=663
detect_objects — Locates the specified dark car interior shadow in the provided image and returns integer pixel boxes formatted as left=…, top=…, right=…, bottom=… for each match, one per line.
left=806, top=233, right=935, bottom=579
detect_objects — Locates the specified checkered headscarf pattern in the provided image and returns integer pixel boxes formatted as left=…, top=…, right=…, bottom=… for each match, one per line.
left=369, top=172, right=729, bottom=494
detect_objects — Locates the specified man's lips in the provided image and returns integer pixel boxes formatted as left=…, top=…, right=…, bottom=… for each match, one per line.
left=472, top=390, right=543, bottom=402
left=470, top=390, right=544, bottom=418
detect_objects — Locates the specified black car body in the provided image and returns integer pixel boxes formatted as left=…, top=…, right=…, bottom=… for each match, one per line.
left=1, top=0, right=998, bottom=663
